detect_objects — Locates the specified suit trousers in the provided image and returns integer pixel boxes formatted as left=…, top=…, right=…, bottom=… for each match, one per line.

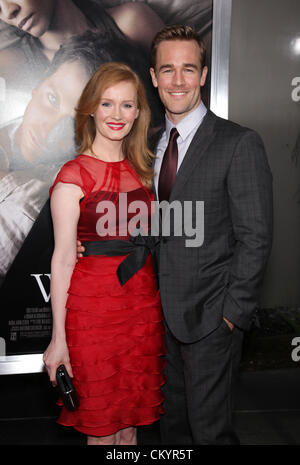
left=160, top=319, right=244, bottom=445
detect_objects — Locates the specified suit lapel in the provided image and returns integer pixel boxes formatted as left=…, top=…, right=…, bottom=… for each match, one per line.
left=170, top=110, right=217, bottom=202
left=149, top=110, right=218, bottom=217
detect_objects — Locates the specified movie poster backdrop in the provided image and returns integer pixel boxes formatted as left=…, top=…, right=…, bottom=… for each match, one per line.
left=0, top=0, right=213, bottom=356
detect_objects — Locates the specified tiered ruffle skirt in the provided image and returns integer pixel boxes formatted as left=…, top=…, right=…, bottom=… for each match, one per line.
left=57, top=253, right=166, bottom=437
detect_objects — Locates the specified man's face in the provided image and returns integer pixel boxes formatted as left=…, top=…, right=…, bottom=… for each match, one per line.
left=150, top=40, right=207, bottom=125
left=16, top=60, right=89, bottom=163
left=0, top=0, right=55, bottom=37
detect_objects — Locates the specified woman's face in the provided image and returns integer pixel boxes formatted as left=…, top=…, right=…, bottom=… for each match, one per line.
left=16, top=59, right=89, bottom=163
left=93, top=81, right=140, bottom=143
left=0, top=0, right=55, bottom=37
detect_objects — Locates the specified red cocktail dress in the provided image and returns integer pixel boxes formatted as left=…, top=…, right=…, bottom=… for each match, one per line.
left=49, top=154, right=165, bottom=437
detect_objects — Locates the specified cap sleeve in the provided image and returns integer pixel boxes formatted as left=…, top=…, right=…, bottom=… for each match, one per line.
left=49, top=159, right=95, bottom=198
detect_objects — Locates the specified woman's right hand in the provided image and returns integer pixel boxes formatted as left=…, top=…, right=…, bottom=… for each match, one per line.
left=43, top=338, right=73, bottom=386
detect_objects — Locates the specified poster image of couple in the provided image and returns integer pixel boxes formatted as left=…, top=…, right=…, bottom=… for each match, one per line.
left=0, top=0, right=213, bottom=356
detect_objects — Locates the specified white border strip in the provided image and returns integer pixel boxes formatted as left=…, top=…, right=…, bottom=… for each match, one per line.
left=0, top=353, right=44, bottom=375
left=210, top=0, right=232, bottom=119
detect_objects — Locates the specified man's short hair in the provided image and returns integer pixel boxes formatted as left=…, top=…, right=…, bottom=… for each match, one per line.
left=150, top=25, right=206, bottom=70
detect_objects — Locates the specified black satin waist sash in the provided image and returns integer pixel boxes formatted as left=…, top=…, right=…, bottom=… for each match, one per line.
left=81, top=235, right=160, bottom=287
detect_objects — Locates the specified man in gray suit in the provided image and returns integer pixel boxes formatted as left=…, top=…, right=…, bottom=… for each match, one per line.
left=148, top=25, right=273, bottom=444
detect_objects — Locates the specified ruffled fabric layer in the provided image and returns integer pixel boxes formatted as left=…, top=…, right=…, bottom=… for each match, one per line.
left=57, top=254, right=166, bottom=437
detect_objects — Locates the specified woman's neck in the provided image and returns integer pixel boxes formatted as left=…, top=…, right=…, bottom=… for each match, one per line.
left=39, top=0, right=89, bottom=61
left=89, top=136, right=125, bottom=163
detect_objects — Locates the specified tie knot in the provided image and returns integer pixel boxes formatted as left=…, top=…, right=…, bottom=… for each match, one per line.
left=170, top=127, right=179, bottom=141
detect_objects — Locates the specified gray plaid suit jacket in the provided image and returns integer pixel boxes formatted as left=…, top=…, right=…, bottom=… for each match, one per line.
left=150, top=109, right=273, bottom=343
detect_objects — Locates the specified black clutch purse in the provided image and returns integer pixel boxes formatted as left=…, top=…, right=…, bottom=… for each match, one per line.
left=56, top=364, right=80, bottom=411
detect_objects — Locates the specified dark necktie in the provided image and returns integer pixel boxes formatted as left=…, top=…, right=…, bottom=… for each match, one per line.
left=158, top=127, right=179, bottom=202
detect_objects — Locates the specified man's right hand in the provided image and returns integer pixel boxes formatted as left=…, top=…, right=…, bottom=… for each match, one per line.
left=76, top=240, right=85, bottom=259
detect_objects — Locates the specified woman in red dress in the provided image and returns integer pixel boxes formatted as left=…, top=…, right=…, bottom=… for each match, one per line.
left=43, top=62, right=165, bottom=445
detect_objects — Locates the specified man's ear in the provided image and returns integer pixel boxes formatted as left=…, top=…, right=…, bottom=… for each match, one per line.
left=150, top=67, right=158, bottom=88
left=200, top=66, right=208, bottom=87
